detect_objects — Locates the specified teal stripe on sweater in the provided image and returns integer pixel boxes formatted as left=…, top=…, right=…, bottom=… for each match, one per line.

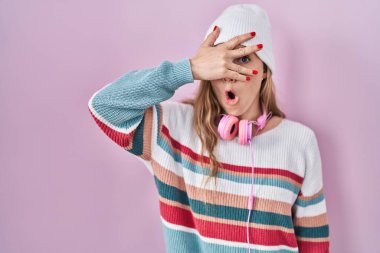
left=162, top=223, right=298, bottom=253
left=128, top=114, right=146, bottom=156
left=154, top=175, right=294, bottom=229
left=294, top=225, right=329, bottom=238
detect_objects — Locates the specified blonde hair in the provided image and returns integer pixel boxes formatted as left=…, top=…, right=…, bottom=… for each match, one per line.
left=180, top=63, right=286, bottom=194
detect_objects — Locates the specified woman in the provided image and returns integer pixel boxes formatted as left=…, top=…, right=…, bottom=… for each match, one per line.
left=88, top=4, right=330, bottom=253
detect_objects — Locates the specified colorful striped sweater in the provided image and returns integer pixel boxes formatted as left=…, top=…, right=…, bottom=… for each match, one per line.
left=87, top=58, right=330, bottom=253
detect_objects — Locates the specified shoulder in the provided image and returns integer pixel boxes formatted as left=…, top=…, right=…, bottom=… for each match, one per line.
left=281, top=118, right=318, bottom=147
left=156, top=100, right=195, bottom=137
left=159, top=100, right=194, bottom=117
left=158, top=100, right=194, bottom=128
left=283, top=118, right=315, bottom=134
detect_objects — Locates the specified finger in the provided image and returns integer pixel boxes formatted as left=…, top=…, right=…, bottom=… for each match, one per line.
left=226, top=61, right=259, bottom=77
left=223, top=32, right=256, bottom=50
left=227, top=44, right=263, bottom=59
left=202, top=25, right=220, bottom=47
left=225, top=69, right=251, bottom=82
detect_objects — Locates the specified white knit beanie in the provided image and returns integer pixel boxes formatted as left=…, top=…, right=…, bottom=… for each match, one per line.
left=204, top=4, right=276, bottom=76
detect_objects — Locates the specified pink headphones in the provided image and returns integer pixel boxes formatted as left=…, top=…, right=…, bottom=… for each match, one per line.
left=217, top=103, right=273, bottom=145
left=217, top=102, right=273, bottom=253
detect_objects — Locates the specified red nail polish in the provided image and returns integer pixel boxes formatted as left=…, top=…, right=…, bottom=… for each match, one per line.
left=250, top=32, right=256, bottom=37
left=257, top=44, right=263, bottom=49
left=246, top=76, right=251, bottom=81
left=252, top=70, right=258, bottom=75
left=213, top=25, right=218, bottom=31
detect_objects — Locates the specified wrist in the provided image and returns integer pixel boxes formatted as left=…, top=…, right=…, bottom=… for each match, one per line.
left=189, top=57, right=199, bottom=80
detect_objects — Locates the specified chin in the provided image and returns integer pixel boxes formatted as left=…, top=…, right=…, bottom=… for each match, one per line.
left=220, top=98, right=247, bottom=117
left=222, top=107, right=242, bottom=117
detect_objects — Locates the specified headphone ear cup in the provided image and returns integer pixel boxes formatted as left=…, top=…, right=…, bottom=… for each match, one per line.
left=217, top=114, right=239, bottom=140
left=238, top=119, right=252, bottom=145
left=238, top=120, right=246, bottom=145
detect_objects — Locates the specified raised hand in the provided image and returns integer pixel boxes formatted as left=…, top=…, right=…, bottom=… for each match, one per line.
left=190, top=26, right=264, bottom=82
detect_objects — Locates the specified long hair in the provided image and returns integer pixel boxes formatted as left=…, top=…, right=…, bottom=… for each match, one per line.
left=180, top=63, right=286, bottom=203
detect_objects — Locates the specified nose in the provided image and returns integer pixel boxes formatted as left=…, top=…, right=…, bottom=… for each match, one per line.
left=223, top=77, right=237, bottom=83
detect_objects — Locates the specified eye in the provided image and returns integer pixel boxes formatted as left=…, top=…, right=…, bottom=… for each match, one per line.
left=237, top=56, right=251, bottom=64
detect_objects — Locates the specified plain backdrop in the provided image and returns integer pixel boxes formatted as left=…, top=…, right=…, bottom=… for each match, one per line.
left=1, top=0, right=379, bottom=252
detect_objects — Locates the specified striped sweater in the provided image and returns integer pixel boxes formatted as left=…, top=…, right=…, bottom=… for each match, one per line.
left=87, top=58, right=330, bottom=253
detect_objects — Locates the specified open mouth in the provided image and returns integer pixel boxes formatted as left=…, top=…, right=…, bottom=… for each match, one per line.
left=224, top=89, right=239, bottom=105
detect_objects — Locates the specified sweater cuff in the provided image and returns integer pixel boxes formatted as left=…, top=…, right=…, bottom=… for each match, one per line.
left=170, top=58, right=195, bottom=89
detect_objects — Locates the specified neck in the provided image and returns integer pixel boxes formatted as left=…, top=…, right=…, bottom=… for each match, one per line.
left=238, top=100, right=272, bottom=135
left=238, top=100, right=263, bottom=123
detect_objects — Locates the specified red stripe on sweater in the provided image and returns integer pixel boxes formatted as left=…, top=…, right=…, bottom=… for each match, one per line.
left=89, top=108, right=132, bottom=148
left=297, top=240, right=330, bottom=252
left=159, top=201, right=298, bottom=247
left=161, top=125, right=303, bottom=184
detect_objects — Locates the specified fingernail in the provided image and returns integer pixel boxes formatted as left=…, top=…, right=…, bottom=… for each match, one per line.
left=257, top=44, right=263, bottom=49
left=250, top=32, right=256, bottom=37
left=252, top=70, right=258, bottom=75
left=213, top=25, right=218, bottom=31
left=246, top=76, right=251, bottom=81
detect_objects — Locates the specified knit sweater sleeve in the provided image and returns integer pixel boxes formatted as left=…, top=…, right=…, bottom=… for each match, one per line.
left=87, top=58, right=194, bottom=173
left=292, top=131, right=330, bottom=252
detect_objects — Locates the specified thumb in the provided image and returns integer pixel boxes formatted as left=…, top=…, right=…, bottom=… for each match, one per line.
left=202, top=25, right=219, bottom=47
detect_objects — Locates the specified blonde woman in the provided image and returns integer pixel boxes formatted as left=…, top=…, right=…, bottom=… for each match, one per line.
left=88, top=4, right=330, bottom=253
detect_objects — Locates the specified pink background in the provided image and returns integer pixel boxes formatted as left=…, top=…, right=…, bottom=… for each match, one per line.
left=1, top=0, right=379, bottom=252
